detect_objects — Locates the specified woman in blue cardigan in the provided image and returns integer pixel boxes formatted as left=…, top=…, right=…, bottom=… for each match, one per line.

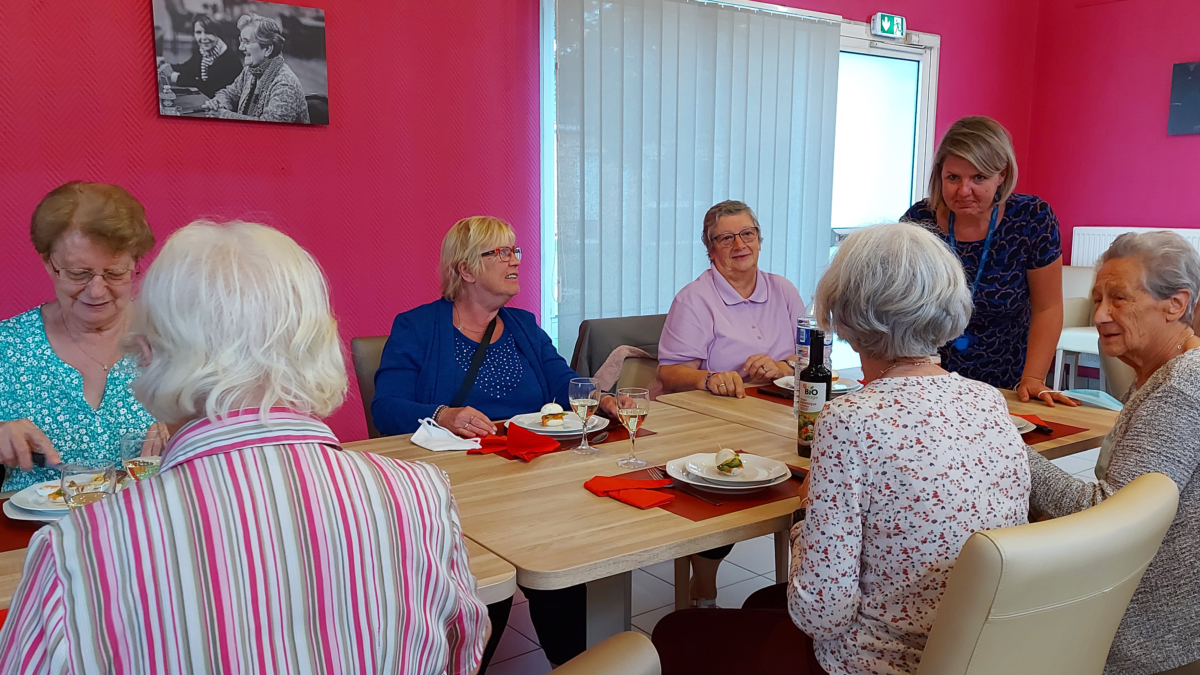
left=373, top=216, right=617, bottom=667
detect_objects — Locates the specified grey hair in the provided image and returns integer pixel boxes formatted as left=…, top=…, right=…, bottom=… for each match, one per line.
left=237, top=13, right=285, bottom=58
left=815, top=223, right=972, bottom=361
left=1100, top=231, right=1200, bottom=325
left=701, top=200, right=762, bottom=261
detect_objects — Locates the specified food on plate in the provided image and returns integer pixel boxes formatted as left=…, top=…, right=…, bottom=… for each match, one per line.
left=831, top=369, right=840, bottom=382
left=35, top=483, right=66, bottom=503
left=715, top=448, right=744, bottom=475
left=47, top=488, right=65, bottom=503
left=540, top=402, right=567, bottom=427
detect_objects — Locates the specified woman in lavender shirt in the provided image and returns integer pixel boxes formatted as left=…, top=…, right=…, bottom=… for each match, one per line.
left=656, top=200, right=806, bottom=606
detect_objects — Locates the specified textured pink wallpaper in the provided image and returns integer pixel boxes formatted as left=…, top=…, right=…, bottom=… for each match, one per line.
left=0, top=0, right=541, bottom=441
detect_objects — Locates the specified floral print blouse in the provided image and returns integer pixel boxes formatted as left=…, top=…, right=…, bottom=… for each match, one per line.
left=0, top=308, right=155, bottom=492
left=788, top=374, right=1031, bottom=675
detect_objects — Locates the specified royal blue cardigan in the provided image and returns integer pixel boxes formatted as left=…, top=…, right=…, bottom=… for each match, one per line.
left=371, top=298, right=578, bottom=436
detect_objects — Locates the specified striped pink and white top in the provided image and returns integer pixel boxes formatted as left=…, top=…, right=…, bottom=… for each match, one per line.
left=0, top=409, right=488, bottom=674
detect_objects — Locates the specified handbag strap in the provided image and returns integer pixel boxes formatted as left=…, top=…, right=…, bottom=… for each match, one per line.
left=449, top=317, right=498, bottom=408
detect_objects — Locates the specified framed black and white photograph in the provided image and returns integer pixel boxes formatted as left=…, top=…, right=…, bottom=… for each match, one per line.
left=152, top=0, right=328, bottom=125
left=1168, top=61, right=1200, bottom=136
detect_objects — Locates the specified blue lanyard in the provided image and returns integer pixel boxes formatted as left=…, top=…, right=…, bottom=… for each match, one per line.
left=948, top=203, right=1000, bottom=297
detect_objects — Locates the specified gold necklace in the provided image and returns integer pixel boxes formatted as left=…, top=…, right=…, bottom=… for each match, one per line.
left=453, top=306, right=492, bottom=335
left=59, top=311, right=117, bottom=372
left=879, top=357, right=935, bottom=378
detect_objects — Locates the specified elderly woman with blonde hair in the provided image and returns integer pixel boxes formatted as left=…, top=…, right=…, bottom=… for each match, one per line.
left=653, top=223, right=1030, bottom=675
left=0, top=221, right=489, bottom=674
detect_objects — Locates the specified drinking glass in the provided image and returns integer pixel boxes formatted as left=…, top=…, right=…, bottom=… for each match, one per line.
left=60, top=461, right=117, bottom=509
left=615, top=388, right=650, bottom=469
left=569, top=377, right=602, bottom=455
left=121, top=427, right=167, bottom=482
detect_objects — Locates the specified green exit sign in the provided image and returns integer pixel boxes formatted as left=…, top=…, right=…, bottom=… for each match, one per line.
left=871, top=13, right=906, bottom=39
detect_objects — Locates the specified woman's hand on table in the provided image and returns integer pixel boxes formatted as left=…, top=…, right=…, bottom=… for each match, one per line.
left=706, top=371, right=745, bottom=398
left=0, top=419, right=61, bottom=471
left=743, top=353, right=791, bottom=383
left=1017, top=377, right=1078, bottom=407
left=438, top=406, right=497, bottom=438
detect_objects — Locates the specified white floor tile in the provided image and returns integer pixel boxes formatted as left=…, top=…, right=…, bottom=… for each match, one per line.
left=632, top=569, right=676, bottom=616
left=723, top=536, right=778, bottom=576
left=1077, top=448, right=1100, bottom=463
left=490, top=622, right=540, bottom=663
left=641, top=560, right=675, bottom=585
left=505, top=597, right=540, bottom=645
left=1073, top=469, right=1099, bottom=484
left=716, top=575, right=777, bottom=609
left=632, top=603, right=676, bottom=635
left=487, top=648, right=552, bottom=675
left=1051, top=453, right=1097, bottom=475
left=717, top=559, right=760, bottom=588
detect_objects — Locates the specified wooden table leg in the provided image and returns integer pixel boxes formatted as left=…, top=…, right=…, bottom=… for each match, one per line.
left=773, top=530, right=790, bottom=584
left=586, top=571, right=632, bottom=648
left=674, top=556, right=690, bottom=610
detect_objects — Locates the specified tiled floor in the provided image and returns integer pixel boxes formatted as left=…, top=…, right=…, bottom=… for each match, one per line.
left=485, top=535, right=781, bottom=675
left=486, top=446, right=1103, bottom=675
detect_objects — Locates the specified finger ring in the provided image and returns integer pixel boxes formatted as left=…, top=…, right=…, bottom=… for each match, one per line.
left=719, top=383, right=727, bottom=389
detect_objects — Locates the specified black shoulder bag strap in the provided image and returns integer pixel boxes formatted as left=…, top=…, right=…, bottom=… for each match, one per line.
left=449, top=317, right=498, bottom=408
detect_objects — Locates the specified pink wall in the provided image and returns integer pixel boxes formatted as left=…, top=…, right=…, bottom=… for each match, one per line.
left=0, top=0, right=540, bottom=440
left=1024, top=0, right=1200, bottom=263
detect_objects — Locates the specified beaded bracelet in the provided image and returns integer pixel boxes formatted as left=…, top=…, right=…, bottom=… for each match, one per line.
left=702, top=371, right=716, bottom=391
left=433, top=405, right=448, bottom=425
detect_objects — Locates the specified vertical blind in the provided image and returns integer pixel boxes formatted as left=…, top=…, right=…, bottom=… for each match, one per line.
left=555, top=0, right=840, bottom=355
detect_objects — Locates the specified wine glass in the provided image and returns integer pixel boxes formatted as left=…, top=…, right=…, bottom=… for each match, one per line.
left=616, top=387, right=650, bottom=469
left=121, top=426, right=168, bottom=482
left=569, top=377, right=602, bottom=455
left=60, top=461, right=116, bottom=509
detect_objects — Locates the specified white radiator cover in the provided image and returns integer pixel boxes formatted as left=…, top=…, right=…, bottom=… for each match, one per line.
left=1071, top=227, right=1200, bottom=267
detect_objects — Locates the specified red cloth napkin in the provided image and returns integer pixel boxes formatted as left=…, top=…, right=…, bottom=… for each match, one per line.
left=584, top=475, right=674, bottom=509
left=467, top=424, right=564, bottom=462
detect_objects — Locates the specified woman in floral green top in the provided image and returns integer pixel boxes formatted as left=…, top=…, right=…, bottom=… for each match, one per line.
left=0, top=182, right=159, bottom=492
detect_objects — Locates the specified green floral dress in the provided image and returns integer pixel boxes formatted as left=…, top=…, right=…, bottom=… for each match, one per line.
left=0, top=308, right=155, bottom=492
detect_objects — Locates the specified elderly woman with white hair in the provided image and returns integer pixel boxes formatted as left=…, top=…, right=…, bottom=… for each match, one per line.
left=0, top=222, right=489, bottom=674
left=652, top=223, right=1031, bottom=675
left=203, top=13, right=309, bottom=123
left=1028, top=232, right=1200, bottom=675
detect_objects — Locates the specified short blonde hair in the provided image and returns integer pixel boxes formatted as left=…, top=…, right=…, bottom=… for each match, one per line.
left=129, top=221, right=347, bottom=425
left=927, top=116, right=1019, bottom=213
left=31, top=181, right=155, bottom=261
left=816, top=223, right=972, bottom=361
left=439, top=216, right=516, bottom=301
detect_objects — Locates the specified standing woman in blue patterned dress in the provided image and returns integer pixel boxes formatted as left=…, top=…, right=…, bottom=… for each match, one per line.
left=902, top=116, right=1076, bottom=406
left=0, top=182, right=161, bottom=491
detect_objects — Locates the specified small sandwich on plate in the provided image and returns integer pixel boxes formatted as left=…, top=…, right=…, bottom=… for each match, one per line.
left=831, top=369, right=840, bottom=383
left=715, top=448, right=744, bottom=476
left=540, top=402, right=567, bottom=427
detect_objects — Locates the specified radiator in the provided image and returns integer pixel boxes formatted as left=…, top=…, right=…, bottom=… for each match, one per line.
left=1070, top=226, right=1200, bottom=267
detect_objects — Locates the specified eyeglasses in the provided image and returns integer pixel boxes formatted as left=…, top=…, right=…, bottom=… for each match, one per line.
left=710, top=228, right=760, bottom=248
left=480, top=246, right=522, bottom=263
left=50, top=260, right=136, bottom=286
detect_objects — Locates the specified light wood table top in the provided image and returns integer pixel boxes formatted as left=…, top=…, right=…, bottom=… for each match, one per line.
left=657, top=387, right=1119, bottom=460
left=346, top=401, right=804, bottom=590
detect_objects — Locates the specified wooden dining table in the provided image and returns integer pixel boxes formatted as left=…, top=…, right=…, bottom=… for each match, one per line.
left=657, top=387, right=1120, bottom=460
left=345, top=401, right=806, bottom=646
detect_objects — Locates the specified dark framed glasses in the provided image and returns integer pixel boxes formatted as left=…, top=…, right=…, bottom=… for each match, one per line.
left=710, top=228, right=760, bottom=248
left=481, top=246, right=521, bottom=262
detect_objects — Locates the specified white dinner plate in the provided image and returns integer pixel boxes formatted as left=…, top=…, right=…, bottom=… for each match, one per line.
left=666, top=455, right=791, bottom=494
left=506, top=412, right=609, bottom=436
left=774, top=375, right=863, bottom=395
left=3, top=499, right=63, bottom=524
left=1010, top=415, right=1035, bottom=434
left=685, top=453, right=789, bottom=486
left=9, top=480, right=69, bottom=514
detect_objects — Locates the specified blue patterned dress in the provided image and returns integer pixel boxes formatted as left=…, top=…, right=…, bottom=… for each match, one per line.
left=0, top=308, right=155, bottom=491
left=901, top=193, right=1062, bottom=389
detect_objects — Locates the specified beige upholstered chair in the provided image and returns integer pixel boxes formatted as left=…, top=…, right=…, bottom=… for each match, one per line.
left=553, top=632, right=660, bottom=675
left=349, top=336, right=388, bottom=439
left=917, top=472, right=1179, bottom=675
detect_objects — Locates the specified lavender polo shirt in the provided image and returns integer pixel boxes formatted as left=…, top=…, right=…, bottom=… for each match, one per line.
left=658, top=266, right=805, bottom=376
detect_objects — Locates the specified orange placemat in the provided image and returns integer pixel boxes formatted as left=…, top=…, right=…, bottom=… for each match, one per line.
left=0, top=500, right=47, bottom=553
left=1016, top=415, right=1089, bottom=444
left=744, top=385, right=794, bottom=406
left=613, top=466, right=803, bottom=522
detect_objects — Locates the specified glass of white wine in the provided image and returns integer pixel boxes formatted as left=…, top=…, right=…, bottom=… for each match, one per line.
left=569, top=377, right=602, bottom=455
left=615, top=387, right=650, bottom=469
left=121, top=427, right=167, bottom=482
left=60, top=461, right=116, bottom=510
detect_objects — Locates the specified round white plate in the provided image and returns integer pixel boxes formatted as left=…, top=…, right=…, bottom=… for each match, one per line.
left=1010, top=415, right=1035, bottom=434
left=9, top=480, right=69, bottom=514
left=685, top=453, right=789, bottom=486
left=506, top=412, right=609, bottom=436
left=774, top=375, right=863, bottom=395
left=3, top=499, right=63, bottom=524
left=666, top=455, right=790, bottom=494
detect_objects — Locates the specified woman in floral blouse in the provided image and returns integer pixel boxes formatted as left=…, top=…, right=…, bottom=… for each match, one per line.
left=652, top=223, right=1031, bottom=675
